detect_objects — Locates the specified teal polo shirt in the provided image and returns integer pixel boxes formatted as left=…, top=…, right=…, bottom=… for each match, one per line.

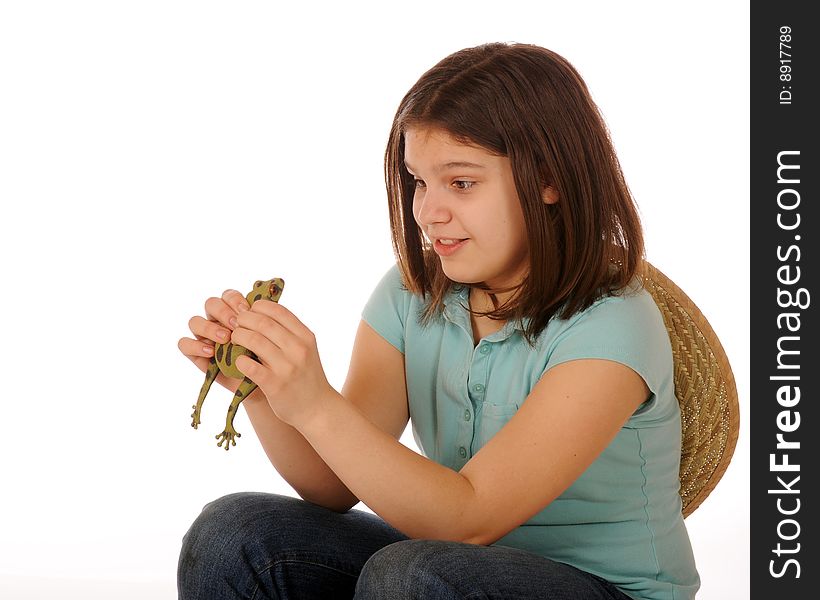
left=361, top=263, right=700, bottom=600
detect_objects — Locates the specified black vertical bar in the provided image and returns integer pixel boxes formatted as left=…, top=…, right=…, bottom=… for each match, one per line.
left=751, top=3, right=818, bottom=598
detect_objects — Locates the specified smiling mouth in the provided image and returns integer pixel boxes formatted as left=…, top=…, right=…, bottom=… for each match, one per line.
left=433, top=238, right=469, bottom=256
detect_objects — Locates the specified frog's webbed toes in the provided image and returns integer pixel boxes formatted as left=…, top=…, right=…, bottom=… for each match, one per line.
left=191, top=405, right=202, bottom=429
left=215, top=429, right=241, bottom=450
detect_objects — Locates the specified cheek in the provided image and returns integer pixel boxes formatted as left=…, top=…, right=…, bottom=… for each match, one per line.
left=489, top=223, right=517, bottom=252
left=489, top=212, right=527, bottom=254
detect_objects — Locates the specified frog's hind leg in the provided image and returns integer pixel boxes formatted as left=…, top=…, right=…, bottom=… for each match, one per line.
left=192, top=358, right=219, bottom=429
left=215, top=377, right=258, bottom=450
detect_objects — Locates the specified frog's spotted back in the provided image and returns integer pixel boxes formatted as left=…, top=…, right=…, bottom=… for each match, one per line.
left=191, top=277, right=285, bottom=450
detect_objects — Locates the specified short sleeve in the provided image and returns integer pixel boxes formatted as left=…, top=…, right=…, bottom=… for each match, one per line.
left=543, top=290, right=673, bottom=403
left=361, top=263, right=410, bottom=354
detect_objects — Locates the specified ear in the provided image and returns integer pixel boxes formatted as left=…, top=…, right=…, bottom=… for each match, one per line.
left=542, top=186, right=559, bottom=205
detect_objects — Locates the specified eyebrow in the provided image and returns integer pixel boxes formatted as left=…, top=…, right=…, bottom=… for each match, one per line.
left=404, top=160, right=486, bottom=173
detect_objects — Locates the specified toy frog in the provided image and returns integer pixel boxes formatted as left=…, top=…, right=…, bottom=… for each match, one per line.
left=191, top=277, right=285, bottom=450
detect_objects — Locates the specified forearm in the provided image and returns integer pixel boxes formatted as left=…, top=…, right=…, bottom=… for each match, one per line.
left=242, top=389, right=359, bottom=512
left=298, top=390, right=480, bottom=542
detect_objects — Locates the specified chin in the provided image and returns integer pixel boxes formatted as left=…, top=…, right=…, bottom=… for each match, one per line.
left=439, top=262, right=482, bottom=285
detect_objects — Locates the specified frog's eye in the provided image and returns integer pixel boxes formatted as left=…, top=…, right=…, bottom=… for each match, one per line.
left=270, top=283, right=280, bottom=297
left=254, top=280, right=262, bottom=288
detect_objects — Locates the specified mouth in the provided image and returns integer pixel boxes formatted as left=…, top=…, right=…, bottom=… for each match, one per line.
left=433, top=238, right=469, bottom=256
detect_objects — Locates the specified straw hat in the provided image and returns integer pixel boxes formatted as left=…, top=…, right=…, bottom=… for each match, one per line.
left=641, top=261, right=740, bottom=517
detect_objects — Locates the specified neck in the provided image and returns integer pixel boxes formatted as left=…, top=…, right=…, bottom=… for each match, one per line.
left=470, top=286, right=511, bottom=315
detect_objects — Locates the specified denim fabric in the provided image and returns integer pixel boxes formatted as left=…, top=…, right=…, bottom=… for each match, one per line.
left=178, top=492, right=633, bottom=600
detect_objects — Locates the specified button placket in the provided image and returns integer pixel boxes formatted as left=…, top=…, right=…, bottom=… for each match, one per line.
left=465, top=340, right=491, bottom=462
left=468, top=343, right=489, bottom=400
left=453, top=338, right=475, bottom=467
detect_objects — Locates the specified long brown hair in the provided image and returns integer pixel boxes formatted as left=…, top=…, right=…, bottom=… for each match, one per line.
left=384, top=42, right=646, bottom=345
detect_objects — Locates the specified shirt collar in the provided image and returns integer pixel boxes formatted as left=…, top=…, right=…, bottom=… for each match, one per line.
left=442, top=284, right=529, bottom=342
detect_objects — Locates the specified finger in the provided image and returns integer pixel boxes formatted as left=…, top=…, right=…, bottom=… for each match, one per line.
left=203, top=296, right=240, bottom=329
left=178, top=336, right=215, bottom=359
left=188, top=315, right=232, bottom=344
left=178, top=337, right=216, bottom=375
left=248, top=300, right=313, bottom=342
left=230, top=324, right=285, bottom=366
left=190, top=355, right=213, bottom=374
left=234, top=307, right=301, bottom=354
left=235, top=354, right=274, bottom=390
left=222, top=288, right=250, bottom=313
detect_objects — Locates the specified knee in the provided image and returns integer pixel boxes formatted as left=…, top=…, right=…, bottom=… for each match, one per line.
left=356, top=539, right=463, bottom=599
left=177, top=492, right=292, bottom=597
left=180, top=492, right=264, bottom=554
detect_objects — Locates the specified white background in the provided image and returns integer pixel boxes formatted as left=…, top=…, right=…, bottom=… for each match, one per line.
left=0, top=1, right=749, bottom=598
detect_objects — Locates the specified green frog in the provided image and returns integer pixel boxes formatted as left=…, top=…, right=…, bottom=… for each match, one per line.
left=191, top=277, right=285, bottom=450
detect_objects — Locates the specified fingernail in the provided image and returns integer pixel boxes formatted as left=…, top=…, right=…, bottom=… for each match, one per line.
left=229, top=317, right=238, bottom=328
left=203, top=345, right=214, bottom=355
left=217, top=329, right=229, bottom=341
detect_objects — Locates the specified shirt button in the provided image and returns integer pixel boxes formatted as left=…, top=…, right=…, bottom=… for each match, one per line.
left=479, top=345, right=490, bottom=355
left=458, top=446, right=468, bottom=458
left=473, top=383, right=485, bottom=393
left=464, top=409, right=472, bottom=421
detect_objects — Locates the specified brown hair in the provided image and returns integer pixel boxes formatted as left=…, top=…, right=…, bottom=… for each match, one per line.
left=384, top=42, right=646, bottom=345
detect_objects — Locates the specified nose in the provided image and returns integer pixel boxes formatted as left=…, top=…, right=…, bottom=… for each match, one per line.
left=413, top=186, right=451, bottom=228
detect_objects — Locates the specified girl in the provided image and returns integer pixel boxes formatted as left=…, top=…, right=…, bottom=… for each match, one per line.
left=177, top=42, right=699, bottom=599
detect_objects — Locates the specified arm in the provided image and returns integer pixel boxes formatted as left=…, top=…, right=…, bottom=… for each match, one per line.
left=242, top=319, right=410, bottom=512
left=233, top=300, right=650, bottom=543
left=240, top=391, right=356, bottom=511
left=302, top=353, right=650, bottom=543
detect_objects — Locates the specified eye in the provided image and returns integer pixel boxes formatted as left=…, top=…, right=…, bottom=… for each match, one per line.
left=453, top=180, right=475, bottom=191
left=413, top=178, right=426, bottom=189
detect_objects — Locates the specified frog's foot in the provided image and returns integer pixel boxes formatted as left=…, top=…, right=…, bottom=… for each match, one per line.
left=191, top=405, right=202, bottom=429
left=215, top=427, right=241, bottom=450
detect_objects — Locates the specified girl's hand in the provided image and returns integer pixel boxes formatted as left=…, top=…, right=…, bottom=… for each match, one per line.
left=230, top=300, right=335, bottom=429
left=177, top=289, right=250, bottom=394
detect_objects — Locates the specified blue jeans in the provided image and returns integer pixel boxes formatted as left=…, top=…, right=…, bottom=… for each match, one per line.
left=178, top=492, right=632, bottom=599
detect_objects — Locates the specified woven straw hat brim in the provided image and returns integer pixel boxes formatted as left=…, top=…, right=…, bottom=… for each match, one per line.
left=641, top=261, right=740, bottom=517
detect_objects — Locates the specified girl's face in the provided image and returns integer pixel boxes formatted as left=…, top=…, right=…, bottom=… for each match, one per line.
left=405, top=127, right=535, bottom=291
